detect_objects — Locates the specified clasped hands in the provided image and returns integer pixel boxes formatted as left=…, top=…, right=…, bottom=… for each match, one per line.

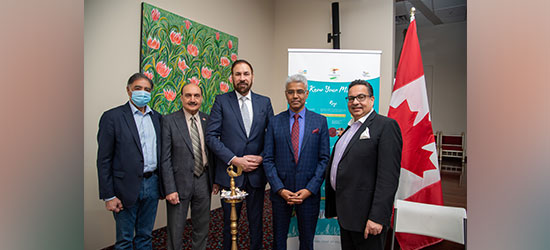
left=278, top=189, right=312, bottom=205
left=231, top=155, right=263, bottom=172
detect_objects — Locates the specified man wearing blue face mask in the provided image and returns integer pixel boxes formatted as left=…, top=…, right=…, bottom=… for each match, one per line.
left=97, top=72, right=163, bottom=250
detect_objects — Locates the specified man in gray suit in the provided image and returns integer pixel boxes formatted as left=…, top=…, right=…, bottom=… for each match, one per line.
left=160, top=83, right=216, bottom=250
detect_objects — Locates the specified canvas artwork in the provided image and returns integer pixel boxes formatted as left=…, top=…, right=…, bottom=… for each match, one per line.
left=140, top=2, right=238, bottom=115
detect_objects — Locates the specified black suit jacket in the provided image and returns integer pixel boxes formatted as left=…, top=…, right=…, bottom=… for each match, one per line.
left=96, top=102, right=163, bottom=208
left=325, top=112, right=402, bottom=231
left=160, top=110, right=215, bottom=199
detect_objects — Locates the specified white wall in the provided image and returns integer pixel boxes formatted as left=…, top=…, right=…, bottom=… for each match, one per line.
left=85, top=0, right=393, bottom=248
left=272, top=0, right=395, bottom=114
left=395, top=21, right=467, bottom=135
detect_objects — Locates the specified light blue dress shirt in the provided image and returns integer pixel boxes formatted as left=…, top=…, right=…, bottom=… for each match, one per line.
left=129, top=102, right=157, bottom=173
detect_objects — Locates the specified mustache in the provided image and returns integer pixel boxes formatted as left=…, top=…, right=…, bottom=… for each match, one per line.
left=187, top=101, right=199, bottom=106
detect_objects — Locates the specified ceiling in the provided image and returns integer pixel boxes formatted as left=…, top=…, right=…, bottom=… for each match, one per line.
left=395, top=0, right=466, bottom=27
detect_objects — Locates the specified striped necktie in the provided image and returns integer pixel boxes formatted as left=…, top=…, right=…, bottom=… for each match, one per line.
left=190, top=116, right=203, bottom=176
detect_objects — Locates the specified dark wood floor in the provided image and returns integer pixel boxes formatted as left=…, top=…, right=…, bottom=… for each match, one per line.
left=385, top=160, right=467, bottom=250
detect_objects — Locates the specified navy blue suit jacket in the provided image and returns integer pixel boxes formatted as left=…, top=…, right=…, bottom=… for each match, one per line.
left=263, top=109, right=330, bottom=198
left=205, top=91, right=274, bottom=188
left=97, top=102, right=162, bottom=208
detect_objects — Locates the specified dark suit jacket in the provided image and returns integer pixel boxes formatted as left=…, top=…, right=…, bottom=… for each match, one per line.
left=263, top=109, right=330, bottom=198
left=325, top=112, right=402, bottom=231
left=97, top=102, right=162, bottom=208
left=205, top=91, right=274, bottom=188
left=160, top=110, right=215, bottom=199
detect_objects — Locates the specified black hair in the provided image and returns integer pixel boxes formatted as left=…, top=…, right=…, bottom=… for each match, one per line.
left=231, top=59, right=254, bottom=75
left=348, top=79, right=373, bottom=96
left=128, top=73, right=154, bottom=89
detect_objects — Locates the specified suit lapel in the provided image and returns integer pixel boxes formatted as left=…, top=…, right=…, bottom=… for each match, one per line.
left=173, top=109, right=193, bottom=154
left=340, top=112, right=377, bottom=160
left=122, top=102, right=143, bottom=154
left=228, top=91, right=247, bottom=136
left=151, top=110, right=161, bottom=157
left=199, top=112, right=209, bottom=156
left=249, top=92, right=260, bottom=137
left=299, top=109, right=313, bottom=155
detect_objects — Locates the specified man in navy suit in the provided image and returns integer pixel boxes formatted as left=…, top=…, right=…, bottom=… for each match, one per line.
left=263, top=74, right=330, bottom=250
left=325, top=80, right=402, bottom=250
left=205, top=59, right=274, bottom=250
left=97, top=73, right=162, bottom=250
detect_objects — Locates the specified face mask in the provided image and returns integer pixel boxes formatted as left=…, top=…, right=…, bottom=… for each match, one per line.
left=131, top=90, right=151, bottom=107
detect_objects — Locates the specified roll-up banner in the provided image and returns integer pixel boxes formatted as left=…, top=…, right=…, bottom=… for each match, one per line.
left=287, top=48, right=382, bottom=250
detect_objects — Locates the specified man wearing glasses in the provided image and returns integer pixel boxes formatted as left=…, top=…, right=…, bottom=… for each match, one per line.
left=263, top=74, right=330, bottom=250
left=325, top=79, right=403, bottom=250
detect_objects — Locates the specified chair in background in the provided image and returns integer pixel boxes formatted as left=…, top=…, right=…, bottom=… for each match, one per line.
left=438, top=132, right=466, bottom=184
left=434, top=131, right=442, bottom=161
left=391, top=199, right=467, bottom=250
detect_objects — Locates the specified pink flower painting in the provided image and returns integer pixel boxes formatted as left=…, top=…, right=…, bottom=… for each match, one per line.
left=140, top=3, right=239, bottom=115
left=151, top=9, right=160, bottom=21
left=187, top=44, right=198, bottom=57
left=163, top=89, right=177, bottom=101
left=220, top=57, right=230, bottom=67
left=169, top=31, right=181, bottom=45
left=201, top=67, right=212, bottom=79
left=144, top=71, right=154, bottom=80
left=220, top=82, right=229, bottom=93
left=147, top=37, right=160, bottom=49
left=156, top=61, right=172, bottom=78
left=188, top=76, right=200, bottom=85
left=178, top=58, right=188, bottom=72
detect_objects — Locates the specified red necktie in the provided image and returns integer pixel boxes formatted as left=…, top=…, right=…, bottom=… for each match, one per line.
left=291, top=113, right=300, bottom=164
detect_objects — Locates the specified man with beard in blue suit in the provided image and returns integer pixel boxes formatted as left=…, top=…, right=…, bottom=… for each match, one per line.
left=205, top=59, right=274, bottom=250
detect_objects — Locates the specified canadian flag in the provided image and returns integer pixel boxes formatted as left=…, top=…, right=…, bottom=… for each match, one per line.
left=388, top=12, right=444, bottom=250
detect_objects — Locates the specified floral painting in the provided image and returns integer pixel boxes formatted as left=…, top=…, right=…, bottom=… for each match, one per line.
left=140, top=2, right=238, bottom=115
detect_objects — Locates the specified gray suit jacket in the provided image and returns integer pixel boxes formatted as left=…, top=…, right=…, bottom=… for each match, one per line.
left=160, top=109, right=214, bottom=199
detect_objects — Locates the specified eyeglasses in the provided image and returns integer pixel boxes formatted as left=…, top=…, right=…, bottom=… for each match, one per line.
left=345, top=94, right=371, bottom=102
left=285, top=89, right=306, bottom=95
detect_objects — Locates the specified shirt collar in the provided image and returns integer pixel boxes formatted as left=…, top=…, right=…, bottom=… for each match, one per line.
left=129, top=102, right=152, bottom=115
left=183, top=108, right=200, bottom=122
left=289, top=107, right=306, bottom=119
left=347, top=108, right=374, bottom=126
left=235, top=91, right=252, bottom=101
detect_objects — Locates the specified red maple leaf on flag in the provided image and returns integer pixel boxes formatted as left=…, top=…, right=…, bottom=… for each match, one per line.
left=390, top=100, right=437, bottom=178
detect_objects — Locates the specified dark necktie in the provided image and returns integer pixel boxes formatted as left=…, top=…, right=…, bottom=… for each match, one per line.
left=190, top=116, right=203, bottom=176
left=291, top=113, right=300, bottom=164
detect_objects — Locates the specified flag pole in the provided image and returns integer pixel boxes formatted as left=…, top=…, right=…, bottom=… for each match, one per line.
left=410, top=7, right=416, bottom=21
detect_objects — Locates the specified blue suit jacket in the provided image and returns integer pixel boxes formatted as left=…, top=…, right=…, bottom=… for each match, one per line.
left=96, top=102, right=162, bottom=208
left=205, top=91, right=274, bottom=188
left=263, top=109, right=330, bottom=197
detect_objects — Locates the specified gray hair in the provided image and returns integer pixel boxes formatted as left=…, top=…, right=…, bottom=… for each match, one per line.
left=285, top=74, right=308, bottom=89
